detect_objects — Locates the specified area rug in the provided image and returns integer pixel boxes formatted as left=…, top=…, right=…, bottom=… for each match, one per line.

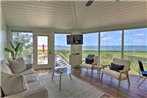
left=38, top=72, right=105, bottom=98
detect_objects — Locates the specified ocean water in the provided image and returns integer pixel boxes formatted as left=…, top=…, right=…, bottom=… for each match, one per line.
left=55, top=46, right=147, bottom=51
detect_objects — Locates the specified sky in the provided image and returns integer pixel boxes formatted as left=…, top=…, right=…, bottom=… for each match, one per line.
left=38, top=36, right=48, bottom=46
left=55, top=28, right=147, bottom=46
left=55, top=34, right=70, bottom=46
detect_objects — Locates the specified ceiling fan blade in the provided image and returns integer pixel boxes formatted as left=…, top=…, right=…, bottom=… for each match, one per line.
left=85, top=0, right=94, bottom=7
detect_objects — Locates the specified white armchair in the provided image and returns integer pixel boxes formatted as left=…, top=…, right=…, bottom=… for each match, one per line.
left=101, top=58, right=131, bottom=89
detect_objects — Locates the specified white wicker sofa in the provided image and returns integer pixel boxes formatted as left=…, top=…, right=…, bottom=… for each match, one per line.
left=0, top=58, right=48, bottom=98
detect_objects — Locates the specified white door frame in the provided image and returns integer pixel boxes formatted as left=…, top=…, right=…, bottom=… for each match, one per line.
left=33, top=33, right=51, bottom=69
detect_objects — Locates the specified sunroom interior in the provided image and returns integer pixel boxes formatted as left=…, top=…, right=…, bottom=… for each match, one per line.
left=0, top=0, right=147, bottom=98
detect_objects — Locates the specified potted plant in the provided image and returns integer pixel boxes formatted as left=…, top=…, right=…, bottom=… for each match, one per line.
left=5, top=41, right=22, bottom=60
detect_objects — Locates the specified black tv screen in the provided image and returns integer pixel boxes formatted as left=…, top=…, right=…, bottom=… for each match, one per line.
left=67, top=35, right=83, bottom=44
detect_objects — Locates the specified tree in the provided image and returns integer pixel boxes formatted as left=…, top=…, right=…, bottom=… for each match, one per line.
left=13, top=32, right=33, bottom=55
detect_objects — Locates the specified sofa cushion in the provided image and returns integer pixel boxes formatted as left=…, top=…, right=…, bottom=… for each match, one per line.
left=101, top=69, right=127, bottom=79
left=110, top=63, right=124, bottom=72
left=26, top=64, right=33, bottom=69
left=1, top=72, right=28, bottom=96
left=28, top=81, right=42, bottom=89
left=3, top=87, right=48, bottom=98
left=1, top=59, right=13, bottom=74
left=20, top=69, right=35, bottom=75
left=8, top=58, right=26, bottom=74
left=23, top=74, right=38, bottom=83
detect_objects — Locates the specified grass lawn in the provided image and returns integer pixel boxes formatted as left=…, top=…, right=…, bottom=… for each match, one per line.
left=55, top=50, right=147, bottom=75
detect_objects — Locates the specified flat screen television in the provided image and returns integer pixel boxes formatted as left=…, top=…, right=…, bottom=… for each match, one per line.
left=67, top=35, right=83, bottom=44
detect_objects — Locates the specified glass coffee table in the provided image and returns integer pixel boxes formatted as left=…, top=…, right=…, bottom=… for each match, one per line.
left=51, top=55, right=72, bottom=91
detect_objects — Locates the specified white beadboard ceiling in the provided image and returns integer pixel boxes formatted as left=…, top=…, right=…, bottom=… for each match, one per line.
left=1, top=0, right=147, bottom=33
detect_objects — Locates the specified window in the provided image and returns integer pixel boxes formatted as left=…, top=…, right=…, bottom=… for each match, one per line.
left=82, top=33, right=98, bottom=60
left=55, top=34, right=70, bottom=58
left=12, top=32, right=33, bottom=64
left=124, top=28, right=147, bottom=74
left=37, top=36, right=48, bottom=65
left=100, top=31, right=122, bottom=64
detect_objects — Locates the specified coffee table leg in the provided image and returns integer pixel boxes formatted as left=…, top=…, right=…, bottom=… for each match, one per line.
left=98, top=69, right=101, bottom=78
left=59, top=73, right=62, bottom=91
left=69, top=74, right=72, bottom=80
left=52, top=69, right=55, bottom=81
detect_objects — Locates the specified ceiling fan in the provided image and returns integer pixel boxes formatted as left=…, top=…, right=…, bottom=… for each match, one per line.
left=85, top=0, right=94, bottom=7
left=85, top=0, right=119, bottom=7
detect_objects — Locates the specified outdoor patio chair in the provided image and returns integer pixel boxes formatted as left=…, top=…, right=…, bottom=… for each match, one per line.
left=137, top=60, right=147, bottom=87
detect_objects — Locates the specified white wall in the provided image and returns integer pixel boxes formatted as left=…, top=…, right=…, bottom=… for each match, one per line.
left=0, top=10, right=7, bottom=60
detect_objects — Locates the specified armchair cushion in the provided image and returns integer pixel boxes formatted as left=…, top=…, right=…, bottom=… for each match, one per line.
left=110, top=63, right=124, bottom=72
left=80, top=63, right=93, bottom=69
left=101, top=58, right=131, bottom=80
left=8, top=58, right=26, bottom=74
left=101, top=69, right=127, bottom=80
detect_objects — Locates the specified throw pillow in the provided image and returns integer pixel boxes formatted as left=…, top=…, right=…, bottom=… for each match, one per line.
left=1, top=59, right=13, bottom=74
left=110, top=62, right=124, bottom=72
left=8, top=58, right=26, bottom=74
left=1, top=72, right=28, bottom=96
left=85, top=58, right=94, bottom=64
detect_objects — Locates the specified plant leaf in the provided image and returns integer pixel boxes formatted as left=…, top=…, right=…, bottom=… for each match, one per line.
left=15, top=43, right=21, bottom=51
left=9, top=41, right=15, bottom=49
left=5, top=48, right=13, bottom=53
left=11, top=52, right=15, bottom=60
left=15, top=49, right=20, bottom=58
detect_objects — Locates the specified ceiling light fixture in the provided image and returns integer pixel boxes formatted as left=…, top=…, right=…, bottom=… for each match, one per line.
left=85, top=0, right=94, bottom=7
